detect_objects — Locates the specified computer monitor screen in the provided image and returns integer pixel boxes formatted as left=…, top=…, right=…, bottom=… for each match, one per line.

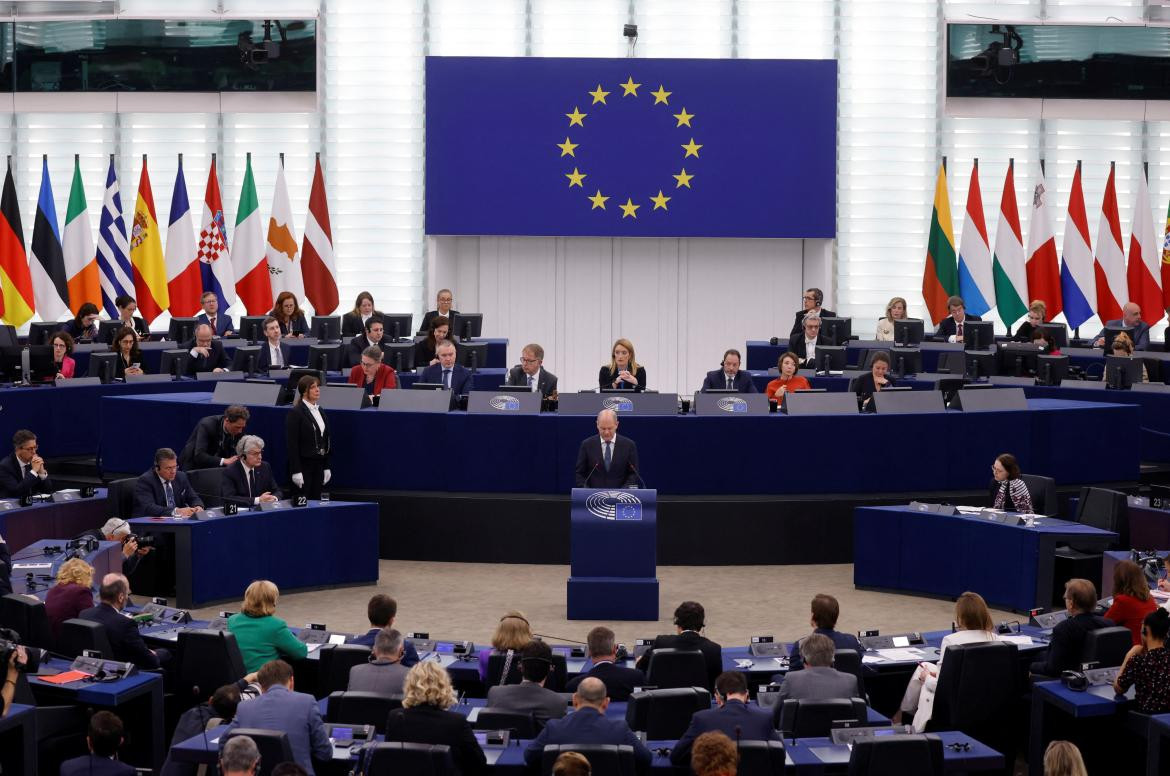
left=310, top=316, right=341, bottom=342
left=813, top=345, right=847, bottom=373
left=27, top=345, right=55, bottom=382
left=87, top=352, right=118, bottom=384
left=1036, top=323, right=1068, bottom=350
left=963, top=350, right=996, bottom=379
left=450, top=312, right=483, bottom=341
left=97, top=320, right=125, bottom=345
left=380, top=314, right=413, bottom=342
left=230, top=346, right=261, bottom=374
left=962, top=320, right=995, bottom=350
left=381, top=342, right=415, bottom=373
left=281, top=368, right=326, bottom=404
left=893, top=318, right=925, bottom=346
left=820, top=317, right=852, bottom=346
left=889, top=347, right=922, bottom=377
left=1035, top=355, right=1068, bottom=387
left=0, top=346, right=20, bottom=382
left=239, top=316, right=267, bottom=343
left=1103, top=326, right=1136, bottom=353
left=456, top=342, right=488, bottom=370
left=27, top=322, right=64, bottom=346
left=168, top=317, right=198, bottom=343
left=998, top=343, right=1040, bottom=377
left=410, top=382, right=445, bottom=391
left=308, top=344, right=342, bottom=372
left=157, top=349, right=188, bottom=378
left=1105, top=355, right=1143, bottom=389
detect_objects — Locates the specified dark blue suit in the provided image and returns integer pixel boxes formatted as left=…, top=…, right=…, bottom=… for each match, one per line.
left=419, top=363, right=471, bottom=408
left=564, top=661, right=645, bottom=701
left=255, top=341, right=292, bottom=371
left=59, top=755, right=135, bottom=776
left=347, top=627, right=421, bottom=666
left=524, top=707, right=651, bottom=771
left=221, top=461, right=282, bottom=507
left=79, top=601, right=160, bottom=668
left=670, top=699, right=779, bottom=766
left=133, top=469, right=204, bottom=517
left=700, top=369, right=757, bottom=393
left=196, top=312, right=235, bottom=337
left=788, top=627, right=866, bottom=671
left=222, top=685, right=332, bottom=775
left=0, top=453, right=54, bottom=499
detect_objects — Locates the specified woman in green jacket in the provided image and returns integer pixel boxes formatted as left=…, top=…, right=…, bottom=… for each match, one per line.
left=227, top=579, right=307, bottom=673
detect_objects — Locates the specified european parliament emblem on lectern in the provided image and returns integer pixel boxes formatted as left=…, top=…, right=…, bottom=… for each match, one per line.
left=568, top=488, right=658, bottom=620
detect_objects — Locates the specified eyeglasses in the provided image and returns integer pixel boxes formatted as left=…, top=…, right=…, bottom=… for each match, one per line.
left=802, top=295, right=816, bottom=301
left=520, top=357, right=539, bottom=364
left=361, top=360, right=379, bottom=368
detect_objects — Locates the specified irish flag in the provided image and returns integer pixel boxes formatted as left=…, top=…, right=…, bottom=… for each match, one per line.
left=63, top=156, right=99, bottom=313
left=922, top=161, right=957, bottom=325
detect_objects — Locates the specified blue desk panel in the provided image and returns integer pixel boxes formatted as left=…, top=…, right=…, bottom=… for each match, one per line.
left=0, top=702, right=36, bottom=775
left=0, top=490, right=108, bottom=551
left=1029, top=679, right=1133, bottom=776
left=1024, top=384, right=1170, bottom=463
left=100, top=395, right=1140, bottom=496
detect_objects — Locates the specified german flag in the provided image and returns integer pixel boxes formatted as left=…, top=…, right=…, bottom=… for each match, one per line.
left=0, top=160, right=34, bottom=326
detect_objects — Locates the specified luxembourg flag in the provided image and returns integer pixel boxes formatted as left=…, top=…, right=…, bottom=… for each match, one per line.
left=957, top=160, right=994, bottom=317
left=164, top=156, right=201, bottom=316
left=1059, top=161, right=1096, bottom=330
left=1094, top=162, right=1126, bottom=324
left=198, top=155, right=235, bottom=310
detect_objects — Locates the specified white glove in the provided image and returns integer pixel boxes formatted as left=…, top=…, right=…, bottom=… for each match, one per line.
left=291, top=473, right=304, bottom=488
left=323, top=469, right=332, bottom=485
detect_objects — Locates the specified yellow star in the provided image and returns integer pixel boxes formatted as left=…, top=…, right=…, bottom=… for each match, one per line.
left=588, top=84, right=610, bottom=105
left=619, top=76, right=641, bottom=97
left=565, top=168, right=587, bottom=188
left=673, top=107, right=694, bottom=127
left=620, top=198, right=640, bottom=218
left=566, top=107, right=587, bottom=127
left=681, top=138, right=703, bottom=158
left=588, top=190, right=609, bottom=210
left=650, top=190, right=671, bottom=210
left=673, top=168, right=694, bottom=188
left=557, top=137, right=579, bottom=157
left=650, top=85, right=671, bottom=105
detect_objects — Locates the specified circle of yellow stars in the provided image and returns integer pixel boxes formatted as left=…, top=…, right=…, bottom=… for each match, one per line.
left=556, top=76, right=701, bottom=219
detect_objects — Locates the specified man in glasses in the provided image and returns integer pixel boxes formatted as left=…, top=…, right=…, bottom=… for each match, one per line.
left=789, top=287, right=835, bottom=337
left=506, top=343, right=558, bottom=398
left=0, top=429, right=53, bottom=499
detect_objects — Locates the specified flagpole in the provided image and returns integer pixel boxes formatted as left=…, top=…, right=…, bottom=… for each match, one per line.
left=279, top=153, right=284, bottom=168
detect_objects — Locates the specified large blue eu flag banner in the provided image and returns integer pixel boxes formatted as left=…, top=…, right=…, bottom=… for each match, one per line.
left=425, top=57, right=836, bottom=239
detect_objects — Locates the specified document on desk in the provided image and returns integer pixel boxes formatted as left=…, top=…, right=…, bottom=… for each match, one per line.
left=875, top=648, right=931, bottom=662
left=39, top=670, right=91, bottom=684
left=999, top=635, right=1034, bottom=647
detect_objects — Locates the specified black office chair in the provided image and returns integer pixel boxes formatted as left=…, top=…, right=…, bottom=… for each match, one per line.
left=485, top=650, right=568, bottom=692
left=175, top=629, right=246, bottom=704
left=644, top=648, right=708, bottom=689
left=776, top=697, right=867, bottom=738
left=184, top=467, right=224, bottom=508
left=57, top=618, right=113, bottom=659
left=926, top=642, right=1019, bottom=763
left=318, top=643, right=374, bottom=694
left=848, top=734, right=945, bottom=776
left=540, top=744, right=636, bottom=776
left=364, top=742, right=456, bottom=776
left=326, top=691, right=403, bottom=734
left=0, top=324, right=16, bottom=348
left=834, top=649, right=867, bottom=701
left=625, top=687, right=710, bottom=739
left=1020, top=474, right=1058, bottom=517
left=1081, top=626, right=1132, bottom=668
left=473, top=707, right=539, bottom=738
left=1052, top=486, right=1129, bottom=603
left=736, top=740, right=787, bottom=776
left=223, top=729, right=293, bottom=776
left=106, top=477, right=138, bottom=518
left=0, top=594, right=52, bottom=650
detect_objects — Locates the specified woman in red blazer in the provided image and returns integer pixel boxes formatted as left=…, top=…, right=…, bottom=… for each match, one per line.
left=1106, top=559, right=1158, bottom=644
left=45, top=557, right=94, bottom=642
left=347, top=345, right=398, bottom=396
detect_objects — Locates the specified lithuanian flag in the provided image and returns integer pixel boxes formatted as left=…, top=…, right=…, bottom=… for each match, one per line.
left=923, top=161, right=958, bottom=325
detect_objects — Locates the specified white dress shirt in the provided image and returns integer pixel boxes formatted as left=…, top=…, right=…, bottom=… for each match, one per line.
left=303, top=401, right=326, bottom=434
left=268, top=342, right=283, bottom=367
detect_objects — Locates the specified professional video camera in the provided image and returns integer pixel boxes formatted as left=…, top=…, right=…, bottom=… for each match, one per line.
left=0, top=627, right=44, bottom=674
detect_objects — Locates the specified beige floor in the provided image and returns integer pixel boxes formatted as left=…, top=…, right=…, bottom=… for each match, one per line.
left=185, top=560, right=1018, bottom=646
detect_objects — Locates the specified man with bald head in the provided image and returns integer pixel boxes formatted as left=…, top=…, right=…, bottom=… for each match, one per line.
left=1093, top=302, right=1151, bottom=351
left=186, top=323, right=230, bottom=374
left=80, top=573, right=165, bottom=669
left=525, top=677, right=652, bottom=771
left=574, top=409, right=640, bottom=489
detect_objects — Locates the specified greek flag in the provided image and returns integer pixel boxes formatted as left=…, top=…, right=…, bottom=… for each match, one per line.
left=95, top=156, right=132, bottom=317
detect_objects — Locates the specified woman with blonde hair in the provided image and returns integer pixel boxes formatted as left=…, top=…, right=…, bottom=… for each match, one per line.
left=1043, top=740, right=1087, bottom=776
left=478, top=610, right=533, bottom=681
left=875, top=296, right=908, bottom=341
left=1110, top=331, right=1149, bottom=383
left=1014, top=300, right=1048, bottom=342
left=895, top=591, right=998, bottom=731
left=45, top=557, right=94, bottom=640
left=385, top=661, right=487, bottom=775
left=599, top=338, right=646, bottom=391
left=226, top=580, right=307, bottom=673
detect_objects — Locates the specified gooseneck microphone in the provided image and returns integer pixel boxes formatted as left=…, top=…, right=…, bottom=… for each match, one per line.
left=582, top=462, right=600, bottom=488
left=628, top=463, right=646, bottom=489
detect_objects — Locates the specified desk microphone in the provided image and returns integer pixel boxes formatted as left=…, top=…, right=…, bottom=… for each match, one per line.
left=627, top=463, right=646, bottom=489
left=582, top=462, right=600, bottom=488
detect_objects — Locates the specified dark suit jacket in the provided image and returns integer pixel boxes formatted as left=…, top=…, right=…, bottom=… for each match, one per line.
left=670, top=699, right=779, bottom=766
left=598, top=365, right=647, bottom=391
left=505, top=365, right=558, bottom=397
left=285, top=402, right=331, bottom=475
left=935, top=313, right=983, bottom=341
left=179, top=415, right=241, bottom=470
left=853, top=372, right=896, bottom=412
left=182, top=339, right=229, bottom=374
left=346, top=335, right=391, bottom=368
left=196, top=312, right=235, bottom=337
left=222, top=460, right=282, bottom=506
left=788, top=331, right=831, bottom=366
left=59, top=755, right=135, bottom=776
left=421, top=309, right=460, bottom=334
left=64, top=319, right=98, bottom=343
left=414, top=337, right=456, bottom=368
left=384, top=704, right=487, bottom=775
left=79, top=601, right=159, bottom=668
left=133, top=469, right=204, bottom=517
left=112, top=353, right=147, bottom=381
left=524, top=707, right=651, bottom=771
left=342, top=311, right=382, bottom=338
left=1097, top=319, right=1151, bottom=351
left=277, top=314, right=310, bottom=337
left=574, top=435, right=639, bottom=488
left=564, top=661, right=645, bottom=701
left=256, top=340, right=292, bottom=371
left=0, top=538, right=10, bottom=596
left=117, top=315, right=150, bottom=338
left=636, top=631, right=723, bottom=690
left=486, top=680, right=568, bottom=725
left=788, top=628, right=866, bottom=671
left=791, top=308, right=837, bottom=337
left=0, top=454, right=53, bottom=498
left=700, top=369, right=757, bottom=393
left=347, top=628, right=421, bottom=666
left=223, top=685, right=332, bottom=774
left=1030, top=612, right=1114, bottom=677
left=419, top=363, right=472, bottom=408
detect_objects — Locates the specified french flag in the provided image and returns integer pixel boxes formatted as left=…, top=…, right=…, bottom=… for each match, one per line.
left=164, top=156, right=201, bottom=316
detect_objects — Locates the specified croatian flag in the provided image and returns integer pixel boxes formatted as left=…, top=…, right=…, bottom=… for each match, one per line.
left=198, top=156, right=235, bottom=310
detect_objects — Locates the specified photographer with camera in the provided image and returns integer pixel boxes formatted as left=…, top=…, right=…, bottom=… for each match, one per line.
left=77, top=518, right=153, bottom=576
left=1, top=639, right=27, bottom=717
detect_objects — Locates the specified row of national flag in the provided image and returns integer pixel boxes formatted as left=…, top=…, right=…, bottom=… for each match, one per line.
left=923, top=158, right=1170, bottom=329
left=0, top=153, right=340, bottom=327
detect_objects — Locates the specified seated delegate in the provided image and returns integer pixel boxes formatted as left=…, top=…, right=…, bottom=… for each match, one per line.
left=420, top=288, right=458, bottom=334
left=935, top=295, right=981, bottom=342
left=185, top=324, right=229, bottom=374
left=64, top=302, right=100, bottom=343
left=221, top=435, right=282, bottom=508
left=133, top=447, right=205, bottom=517
left=256, top=316, right=292, bottom=371
left=384, top=661, right=487, bottom=776
left=874, top=296, right=908, bottom=341
left=564, top=625, right=644, bottom=701
left=45, top=557, right=94, bottom=642
left=788, top=593, right=866, bottom=671
left=114, top=294, right=150, bottom=339
left=477, top=610, right=533, bottom=682
left=1013, top=299, right=1048, bottom=342
left=1104, top=559, right=1158, bottom=644
left=506, top=343, right=558, bottom=397
left=789, top=311, right=828, bottom=368
left=195, top=291, right=234, bottom=337
left=341, top=290, right=382, bottom=338
left=524, top=677, right=651, bottom=772
left=0, top=429, right=53, bottom=499
left=1030, top=578, right=1113, bottom=678
left=80, top=573, right=165, bottom=669
left=854, top=350, right=893, bottom=411
left=419, top=341, right=470, bottom=408
left=599, top=338, right=646, bottom=391
left=1113, top=608, right=1170, bottom=714
left=764, top=351, right=810, bottom=401
left=636, top=600, right=722, bottom=690
left=777, top=633, right=860, bottom=702
left=988, top=452, right=1033, bottom=513
left=48, top=331, right=76, bottom=381
left=790, top=287, right=836, bottom=337
left=110, top=327, right=145, bottom=379
left=414, top=316, right=453, bottom=368
left=346, top=315, right=389, bottom=368
left=348, top=345, right=398, bottom=397
left=270, top=291, right=309, bottom=337
left=700, top=348, right=756, bottom=393
left=671, top=670, right=778, bottom=767
left=1110, top=331, right=1148, bottom=382
left=227, top=579, right=308, bottom=674
left=1093, top=302, right=1150, bottom=351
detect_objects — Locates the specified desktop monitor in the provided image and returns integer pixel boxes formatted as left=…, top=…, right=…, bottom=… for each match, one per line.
left=450, top=312, right=483, bottom=342
left=1036, top=322, right=1069, bottom=350
left=157, top=349, right=189, bottom=379
left=26, top=345, right=55, bottom=382
left=381, top=314, right=413, bottom=342
left=382, top=342, right=415, bottom=373
left=97, top=320, right=125, bottom=345
left=1035, top=355, right=1068, bottom=387
left=167, top=317, right=198, bottom=344
left=281, top=368, right=326, bottom=404
left=998, top=343, right=1040, bottom=377
left=889, top=347, right=922, bottom=377
left=0, top=325, right=16, bottom=348
left=820, top=317, right=852, bottom=346
left=0, top=347, right=20, bottom=382
left=230, top=346, right=262, bottom=375
left=962, top=320, right=995, bottom=351
left=456, top=341, right=488, bottom=371
left=87, top=352, right=118, bottom=384
left=239, top=316, right=267, bottom=344
left=963, top=351, right=996, bottom=380
left=310, top=316, right=342, bottom=343
left=893, top=319, right=925, bottom=346
left=813, top=345, right=847, bottom=374
left=27, top=322, right=65, bottom=346
left=1105, top=355, right=1143, bottom=389
left=410, top=382, right=445, bottom=391
left=1102, top=326, right=1136, bottom=353
left=308, top=343, right=343, bottom=373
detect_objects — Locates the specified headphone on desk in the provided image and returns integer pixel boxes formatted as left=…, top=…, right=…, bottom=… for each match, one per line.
left=1061, top=670, right=1088, bottom=691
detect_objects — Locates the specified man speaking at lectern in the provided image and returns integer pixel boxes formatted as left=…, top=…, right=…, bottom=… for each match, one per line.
left=574, top=409, right=640, bottom=489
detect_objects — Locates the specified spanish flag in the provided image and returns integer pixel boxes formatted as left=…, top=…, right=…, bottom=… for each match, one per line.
left=922, top=160, right=958, bottom=325
left=129, top=155, right=168, bottom=323
left=0, top=159, right=34, bottom=326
